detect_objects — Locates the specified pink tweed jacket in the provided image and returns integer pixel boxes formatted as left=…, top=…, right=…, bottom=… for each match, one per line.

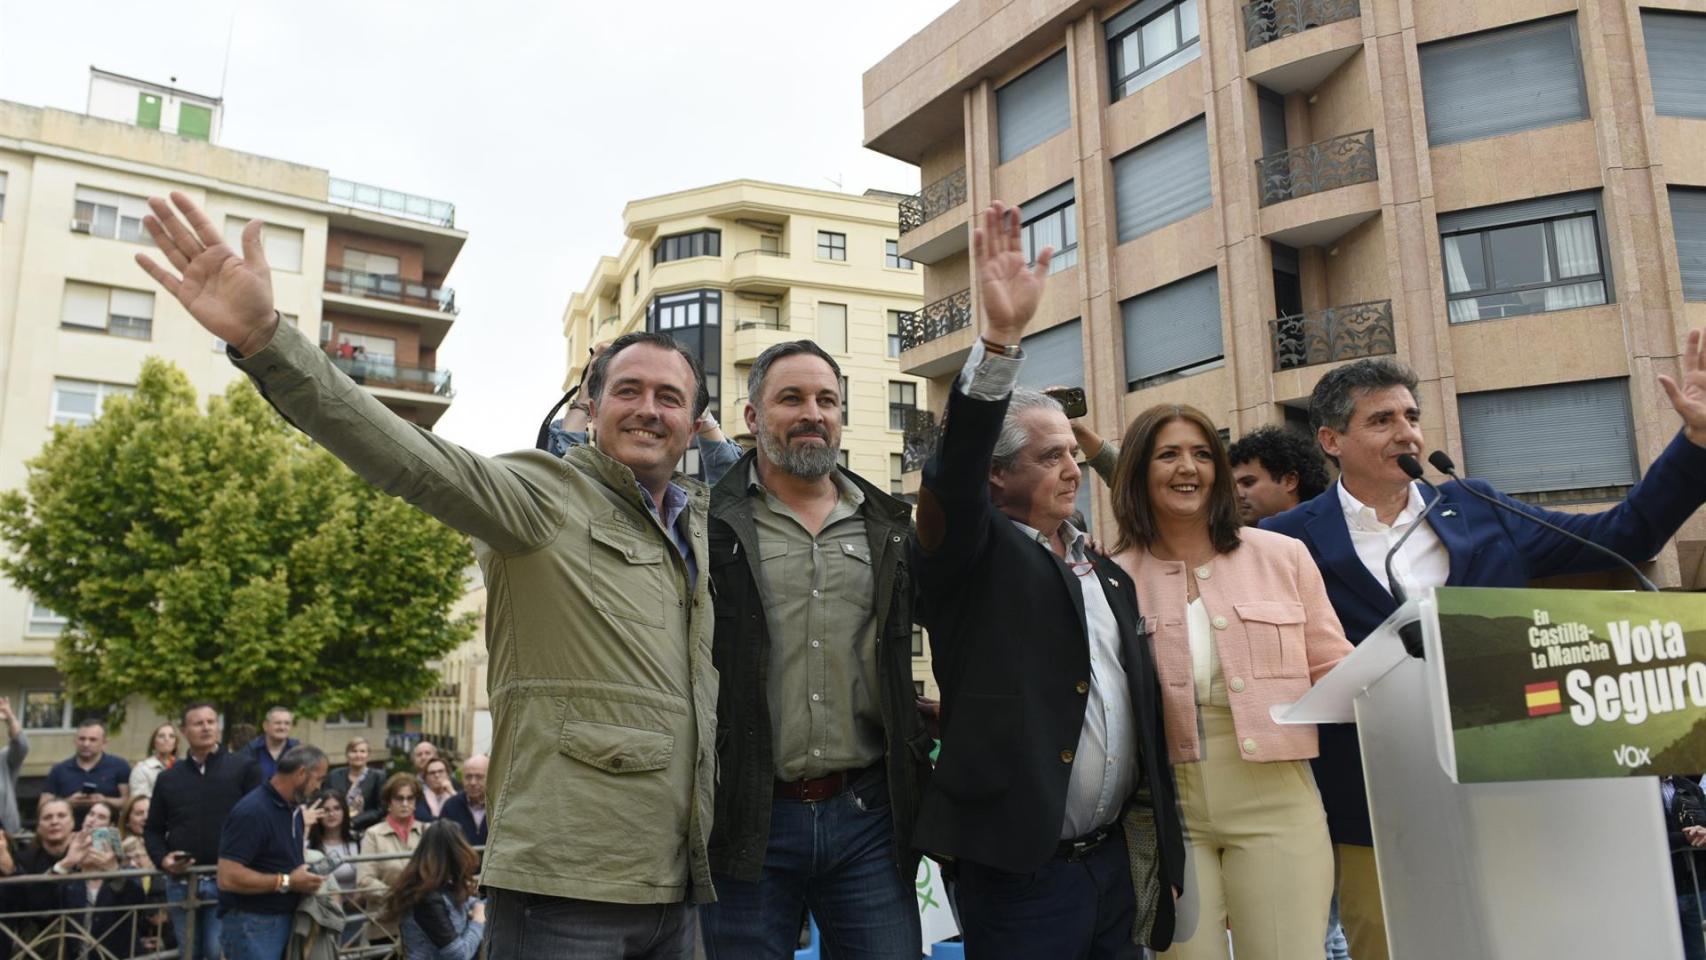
left=1113, top=527, right=1352, bottom=764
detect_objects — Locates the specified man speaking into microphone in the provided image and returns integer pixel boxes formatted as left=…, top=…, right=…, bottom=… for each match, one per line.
left=1260, top=333, right=1706, bottom=960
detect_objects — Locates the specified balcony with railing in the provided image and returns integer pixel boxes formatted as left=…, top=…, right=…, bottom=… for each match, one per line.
left=1270, top=298, right=1395, bottom=371
left=897, top=168, right=970, bottom=264
left=729, top=248, right=792, bottom=293
left=1243, top=0, right=1360, bottom=50
left=325, top=266, right=458, bottom=314
left=901, top=408, right=941, bottom=473
left=1256, top=130, right=1376, bottom=207
left=325, top=349, right=455, bottom=398
left=329, top=177, right=456, bottom=227
left=898, top=289, right=973, bottom=352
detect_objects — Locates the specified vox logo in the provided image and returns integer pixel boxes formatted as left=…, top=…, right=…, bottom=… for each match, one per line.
left=1612, top=744, right=1653, bottom=769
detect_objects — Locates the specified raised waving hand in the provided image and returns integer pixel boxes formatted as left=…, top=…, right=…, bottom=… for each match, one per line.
left=134, top=191, right=278, bottom=357
left=974, top=201, right=1052, bottom=345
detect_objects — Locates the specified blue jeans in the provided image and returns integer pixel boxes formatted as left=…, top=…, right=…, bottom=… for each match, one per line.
left=1681, top=891, right=1706, bottom=960
left=955, top=824, right=1136, bottom=960
left=486, top=890, right=692, bottom=959
left=1325, top=893, right=1351, bottom=960
left=701, top=776, right=921, bottom=959
left=165, top=875, right=222, bottom=960
left=219, top=910, right=293, bottom=960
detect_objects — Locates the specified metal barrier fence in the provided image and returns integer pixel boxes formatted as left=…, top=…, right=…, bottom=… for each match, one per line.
left=0, top=846, right=480, bottom=960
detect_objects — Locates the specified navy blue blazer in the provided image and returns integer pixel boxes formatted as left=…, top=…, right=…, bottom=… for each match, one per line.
left=1261, top=430, right=1706, bottom=845
left=437, top=792, right=487, bottom=847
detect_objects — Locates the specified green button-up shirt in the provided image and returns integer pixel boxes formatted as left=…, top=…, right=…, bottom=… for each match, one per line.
left=747, top=465, right=885, bottom=781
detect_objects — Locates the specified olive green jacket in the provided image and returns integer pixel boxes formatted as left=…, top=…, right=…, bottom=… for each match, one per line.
left=235, top=322, right=719, bottom=905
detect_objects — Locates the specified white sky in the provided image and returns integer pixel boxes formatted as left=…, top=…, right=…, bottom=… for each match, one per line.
left=0, top=0, right=954, bottom=455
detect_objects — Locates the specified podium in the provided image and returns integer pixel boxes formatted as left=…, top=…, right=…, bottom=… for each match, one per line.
left=1274, top=586, right=1689, bottom=959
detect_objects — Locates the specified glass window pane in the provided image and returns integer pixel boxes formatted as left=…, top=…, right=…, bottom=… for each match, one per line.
left=1443, top=234, right=1488, bottom=292
left=1487, top=222, right=1551, bottom=288
left=1142, top=15, right=1175, bottom=66
left=1180, top=0, right=1199, bottom=41
left=1552, top=215, right=1600, bottom=278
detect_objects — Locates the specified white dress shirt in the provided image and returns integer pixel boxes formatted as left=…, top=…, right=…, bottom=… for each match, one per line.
left=1336, top=480, right=1450, bottom=598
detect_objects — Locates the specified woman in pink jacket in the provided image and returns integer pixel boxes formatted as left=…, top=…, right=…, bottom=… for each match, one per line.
left=1109, top=404, right=1352, bottom=960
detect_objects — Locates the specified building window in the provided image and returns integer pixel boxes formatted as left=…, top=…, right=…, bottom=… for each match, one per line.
left=839, top=375, right=850, bottom=425
left=1673, top=188, right=1706, bottom=302
left=1122, top=270, right=1223, bottom=387
left=997, top=50, right=1071, bottom=163
left=1112, top=117, right=1213, bottom=243
left=633, top=271, right=639, bottom=294
left=817, top=231, right=847, bottom=261
left=62, top=281, right=154, bottom=340
left=817, top=302, right=847, bottom=353
left=1440, top=193, right=1609, bottom=323
left=21, top=689, right=73, bottom=731
left=342, top=248, right=401, bottom=277
left=1642, top=11, right=1706, bottom=119
left=1418, top=16, right=1589, bottom=146
left=178, top=103, right=213, bottom=141
left=911, top=625, right=926, bottom=658
left=1016, top=320, right=1086, bottom=392
left=890, top=454, right=905, bottom=495
left=653, top=289, right=722, bottom=330
left=223, top=217, right=305, bottom=272
left=887, top=311, right=904, bottom=358
left=885, top=240, right=914, bottom=270
left=653, top=229, right=721, bottom=265
left=837, top=450, right=850, bottom=469
left=1107, top=0, right=1201, bottom=101
left=320, top=320, right=335, bottom=344
left=0, top=170, right=8, bottom=220
left=72, top=186, right=148, bottom=242
left=1020, top=183, right=1078, bottom=275
left=326, top=711, right=371, bottom=728
left=27, top=601, right=67, bottom=637
left=1458, top=378, right=1636, bottom=496
left=888, top=381, right=918, bottom=431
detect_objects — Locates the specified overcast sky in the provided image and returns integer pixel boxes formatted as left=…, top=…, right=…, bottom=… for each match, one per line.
left=0, top=0, right=953, bottom=455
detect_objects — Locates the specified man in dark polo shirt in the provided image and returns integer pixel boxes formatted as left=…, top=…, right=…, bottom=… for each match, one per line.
left=145, top=702, right=262, bottom=960
left=41, top=718, right=129, bottom=823
left=216, top=743, right=329, bottom=960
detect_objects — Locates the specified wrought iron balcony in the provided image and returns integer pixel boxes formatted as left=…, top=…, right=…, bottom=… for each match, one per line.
left=1243, top=0, right=1361, bottom=49
left=901, top=408, right=941, bottom=473
left=898, top=289, right=973, bottom=352
left=1270, top=299, right=1395, bottom=371
left=329, top=177, right=456, bottom=227
left=899, top=168, right=968, bottom=235
left=325, top=266, right=458, bottom=313
left=1255, top=130, right=1377, bottom=207
left=326, top=350, right=456, bottom=398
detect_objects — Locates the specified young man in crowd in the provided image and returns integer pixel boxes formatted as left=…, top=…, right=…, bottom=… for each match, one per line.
left=41, top=719, right=129, bottom=823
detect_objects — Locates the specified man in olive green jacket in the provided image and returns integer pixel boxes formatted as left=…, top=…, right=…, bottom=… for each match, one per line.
left=136, top=191, right=717, bottom=959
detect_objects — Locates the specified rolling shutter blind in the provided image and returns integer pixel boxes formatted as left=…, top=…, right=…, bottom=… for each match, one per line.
left=1113, top=117, right=1213, bottom=242
left=1017, top=319, right=1084, bottom=390
left=1418, top=16, right=1588, bottom=146
left=61, top=282, right=109, bottom=329
left=997, top=52, right=1071, bottom=164
left=1642, top=11, right=1706, bottom=119
left=1458, top=378, right=1637, bottom=493
left=1121, top=269, right=1223, bottom=385
left=1671, top=188, right=1706, bottom=302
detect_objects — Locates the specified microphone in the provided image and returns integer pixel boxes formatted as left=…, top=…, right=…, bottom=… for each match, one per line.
left=1381, top=453, right=1443, bottom=658
left=1426, top=451, right=1659, bottom=592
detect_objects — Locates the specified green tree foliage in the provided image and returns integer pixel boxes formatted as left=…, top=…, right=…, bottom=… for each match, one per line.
left=0, top=359, right=475, bottom=729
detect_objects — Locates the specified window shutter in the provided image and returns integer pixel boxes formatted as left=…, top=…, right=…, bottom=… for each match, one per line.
left=61, top=282, right=110, bottom=329
left=818, top=303, right=848, bottom=354
left=997, top=52, right=1071, bottom=164
left=1112, top=117, right=1213, bottom=242
left=1121, top=269, right=1223, bottom=385
left=1642, top=11, right=1706, bottom=119
left=1022, top=181, right=1076, bottom=221
left=110, top=288, right=154, bottom=319
left=1418, top=16, right=1589, bottom=146
left=1672, top=188, right=1706, bottom=302
left=1016, top=320, right=1084, bottom=390
left=1458, top=378, right=1637, bottom=493
left=1438, top=190, right=1599, bottom=233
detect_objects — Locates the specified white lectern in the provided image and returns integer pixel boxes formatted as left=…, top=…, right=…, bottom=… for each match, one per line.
left=1273, top=588, right=1683, bottom=959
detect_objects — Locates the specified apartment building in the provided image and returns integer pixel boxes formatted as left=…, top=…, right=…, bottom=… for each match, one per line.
left=562, top=179, right=938, bottom=693
left=0, top=70, right=467, bottom=786
left=864, top=0, right=1706, bottom=588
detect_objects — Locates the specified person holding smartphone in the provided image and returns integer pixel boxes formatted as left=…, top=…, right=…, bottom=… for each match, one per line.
left=53, top=801, right=146, bottom=957
left=41, top=719, right=129, bottom=824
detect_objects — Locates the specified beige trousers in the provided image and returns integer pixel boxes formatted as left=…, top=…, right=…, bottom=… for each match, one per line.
left=1159, top=707, right=1334, bottom=960
left=1335, top=842, right=1389, bottom=960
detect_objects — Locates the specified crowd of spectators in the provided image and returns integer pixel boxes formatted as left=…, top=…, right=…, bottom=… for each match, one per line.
left=0, top=701, right=486, bottom=960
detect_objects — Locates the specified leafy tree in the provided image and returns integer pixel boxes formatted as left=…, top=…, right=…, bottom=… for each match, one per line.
left=0, top=358, right=475, bottom=729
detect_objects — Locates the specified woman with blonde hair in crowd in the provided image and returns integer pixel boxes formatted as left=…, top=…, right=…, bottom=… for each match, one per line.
left=1109, top=404, right=1353, bottom=960
left=380, top=821, right=486, bottom=960
left=128, top=722, right=179, bottom=799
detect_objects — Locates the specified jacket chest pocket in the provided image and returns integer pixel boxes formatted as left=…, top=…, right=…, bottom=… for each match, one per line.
left=589, top=521, right=669, bottom=627
left=1234, top=600, right=1308, bottom=679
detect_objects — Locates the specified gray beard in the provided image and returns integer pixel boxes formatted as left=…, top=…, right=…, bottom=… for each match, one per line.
left=757, top=429, right=839, bottom=479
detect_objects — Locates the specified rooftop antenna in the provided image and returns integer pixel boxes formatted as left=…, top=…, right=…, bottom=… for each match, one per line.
left=824, top=174, right=843, bottom=192
left=217, top=5, right=236, bottom=100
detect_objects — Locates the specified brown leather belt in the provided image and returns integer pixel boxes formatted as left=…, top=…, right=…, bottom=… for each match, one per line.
left=773, top=771, right=850, bottom=803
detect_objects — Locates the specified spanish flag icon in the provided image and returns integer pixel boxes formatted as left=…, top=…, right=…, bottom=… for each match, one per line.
left=1526, top=681, right=1563, bottom=717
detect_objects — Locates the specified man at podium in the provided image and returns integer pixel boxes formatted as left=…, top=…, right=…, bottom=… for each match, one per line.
left=1260, top=336, right=1706, bottom=960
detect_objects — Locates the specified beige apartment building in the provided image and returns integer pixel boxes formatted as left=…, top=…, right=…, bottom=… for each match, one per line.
left=864, top=0, right=1706, bottom=588
left=562, top=179, right=938, bottom=693
left=0, top=71, right=466, bottom=788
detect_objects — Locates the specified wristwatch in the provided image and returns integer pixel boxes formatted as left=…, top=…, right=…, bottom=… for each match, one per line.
left=279, top=873, right=290, bottom=893
left=50, top=862, right=69, bottom=876
left=980, top=337, right=1022, bottom=358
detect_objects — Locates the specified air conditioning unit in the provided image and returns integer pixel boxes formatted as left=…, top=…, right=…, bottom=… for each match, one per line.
left=70, top=219, right=93, bottom=234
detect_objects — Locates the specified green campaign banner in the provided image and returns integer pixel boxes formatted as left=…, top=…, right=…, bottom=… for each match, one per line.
left=1435, top=586, right=1706, bottom=783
